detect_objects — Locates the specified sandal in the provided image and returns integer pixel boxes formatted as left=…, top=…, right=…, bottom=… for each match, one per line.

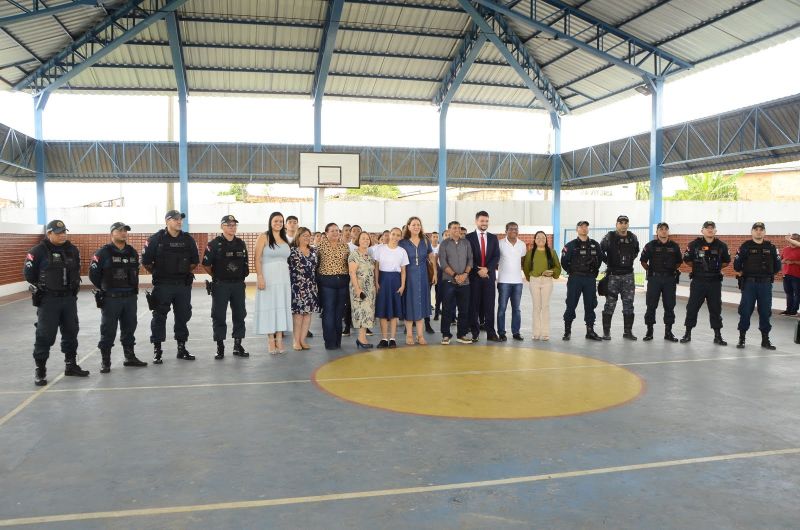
left=268, top=336, right=278, bottom=355
left=416, top=336, right=427, bottom=345
left=300, top=343, right=311, bottom=350
left=406, top=335, right=415, bottom=345
left=276, top=335, right=285, bottom=354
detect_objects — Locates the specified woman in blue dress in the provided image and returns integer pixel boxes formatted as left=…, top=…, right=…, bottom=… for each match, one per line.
left=399, top=216, right=438, bottom=345
left=254, top=211, right=292, bottom=354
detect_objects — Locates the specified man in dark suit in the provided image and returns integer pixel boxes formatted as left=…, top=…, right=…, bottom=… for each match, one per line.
left=466, top=210, right=502, bottom=342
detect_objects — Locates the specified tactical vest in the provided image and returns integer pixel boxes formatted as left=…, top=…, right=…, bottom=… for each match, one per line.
left=571, top=239, right=600, bottom=274
left=741, top=242, right=775, bottom=277
left=649, top=242, right=680, bottom=273
left=39, top=244, right=80, bottom=293
left=102, top=245, right=139, bottom=290
left=213, top=237, right=247, bottom=281
left=691, top=238, right=723, bottom=277
left=608, top=232, right=637, bottom=273
left=153, top=230, right=193, bottom=280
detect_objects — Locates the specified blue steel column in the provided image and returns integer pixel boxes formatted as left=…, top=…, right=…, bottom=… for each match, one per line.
left=33, top=93, right=49, bottom=227
left=438, top=104, right=448, bottom=234
left=313, top=107, right=321, bottom=232
left=550, top=111, right=562, bottom=252
left=167, top=12, right=189, bottom=230
left=649, top=77, right=664, bottom=240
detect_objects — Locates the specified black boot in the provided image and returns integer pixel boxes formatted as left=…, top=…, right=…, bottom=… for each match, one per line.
left=713, top=329, right=727, bottom=346
left=664, top=324, right=679, bottom=342
left=643, top=324, right=654, bottom=341
left=153, top=342, right=163, bottom=364
left=424, top=318, right=435, bottom=334
left=64, top=356, right=89, bottom=377
left=761, top=331, right=776, bottom=351
left=100, top=347, right=112, bottom=374
left=34, top=360, right=47, bottom=386
left=123, top=346, right=147, bottom=367
left=233, top=338, right=249, bottom=357
left=562, top=321, right=572, bottom=341
left=680, top=327, right=692, bottom=343
left=585, top=325, right=602, bottom=341
left=602, top=313, right=612, bottom=340
left=177, top=341, right=196, bottom=360
left=215, top=340, right=225, bottom=360
left=736, top=331, right=746, bottom=349
left=623, top=314, right=637, bottom=340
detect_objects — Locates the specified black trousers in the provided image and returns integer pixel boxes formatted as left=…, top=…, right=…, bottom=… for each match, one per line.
left=98, top=294, right=138, bottom=350
left=211, top=281, right=247, bottom=341
left=33, top=294, right=79, bottom=363
left=150, top=283, right=192, bottom=343
left=563, top=275, right=598, bottom=325
left=644, top=275, right=677, bottom=325
left=441, top=281, right=470, bottom=338
left=470, top=275, right=497, bottom=338
left=684, top=279, right=723, bottom=330
left=319, top=274, right=349, bottom=349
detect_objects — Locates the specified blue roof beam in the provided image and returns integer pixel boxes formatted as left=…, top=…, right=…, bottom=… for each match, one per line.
left=312, top=0, right=345, bottom=106
left=14, top=0, right=191, bottom=95
left=457, top=0, right=568, bottom=115
left=0, top=0, right=98, bottom=28
left=165, top=11, right=187, bottom=95
left=471, top=0, right=693, bottom=79
left=433, top=22, right=487, bottom=107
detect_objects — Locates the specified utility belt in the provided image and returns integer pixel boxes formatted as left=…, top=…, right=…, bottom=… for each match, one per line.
left=743, top=276, right=773, bottom=283
left=154, top=277, right=192, bottom=286
left=690, top=272, right=722, bottom=282
left=106, top=290, right=138, bottom=298
left=214, top=278, right=244, bottom=283
left=42, top=290, right=73, bottom=297
left=608, top=270, right=634, bottom=276
left=649, top=270, right=676, bottom=277
left=569, top=271, right=597, bottom=278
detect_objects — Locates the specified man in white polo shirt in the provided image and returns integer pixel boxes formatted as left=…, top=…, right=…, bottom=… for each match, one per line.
left=497, top=221, right=527, bottom=341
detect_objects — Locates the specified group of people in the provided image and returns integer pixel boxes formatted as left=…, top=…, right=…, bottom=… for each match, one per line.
left=22, top=209, right=797, bottom=387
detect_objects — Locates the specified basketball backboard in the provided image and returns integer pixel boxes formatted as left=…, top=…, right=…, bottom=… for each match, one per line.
left=299, top=152, right=360, bottom=188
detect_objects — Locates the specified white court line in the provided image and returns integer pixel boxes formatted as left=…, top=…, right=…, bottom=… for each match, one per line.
left=1, top=351, right=799, bottom=396
left=0, top=447, right=798, bottom=527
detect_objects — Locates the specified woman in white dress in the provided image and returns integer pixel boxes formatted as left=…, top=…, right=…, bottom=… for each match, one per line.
left=254, top=211, right=292, bottom=354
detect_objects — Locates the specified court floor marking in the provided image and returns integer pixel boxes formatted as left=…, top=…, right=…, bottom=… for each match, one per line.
left=0, top=351, right=799, bottom=397
left=0, top=446, right=798, bottom=527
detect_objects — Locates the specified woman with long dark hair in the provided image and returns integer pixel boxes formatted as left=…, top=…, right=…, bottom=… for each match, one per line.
left=316, top=222, right=351, bottom=350
left=254, top=211, right=292, bottom=353
left=522, top=230, right=561, bottom=340
left=399, top=216, right=437, bottom=344
left=288, top=227, right=318, bottom=350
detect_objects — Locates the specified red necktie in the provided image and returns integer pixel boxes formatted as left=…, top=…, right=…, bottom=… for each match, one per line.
left=480, top=232, right=486, bottom=267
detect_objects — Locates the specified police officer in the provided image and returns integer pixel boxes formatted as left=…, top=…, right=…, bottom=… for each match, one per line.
left=733, top=222, right=781, bottom=350
left=680, top=221, right=731, bottom=345
left=24, top=220, right=89, bottom=385
left=89, top=222, right=148, bottom=373
left=561, top=220, right=604, bottom=341
left=600, top=215, right=640, bottom=340
left=640, top=222, right=682, bottom=342
left=203, top=215, right=250, bottom=359
left=141, top=210, right=199, bottom=363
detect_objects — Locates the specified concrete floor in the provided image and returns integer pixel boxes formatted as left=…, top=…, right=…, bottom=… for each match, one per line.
left=1, top=284, right=799, bottom=529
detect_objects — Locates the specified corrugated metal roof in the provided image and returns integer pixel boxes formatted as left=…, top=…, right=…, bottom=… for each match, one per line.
left=0, top=0, right=798, bottom=112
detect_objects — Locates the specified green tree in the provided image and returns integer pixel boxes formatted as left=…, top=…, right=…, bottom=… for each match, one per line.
left=345, top=184, right=401, bottom=199
left=668, top=171, right=739, bottom=201
left=218, top=183, right=249, bottom=202
left=635, top=181, right=650, bottom=200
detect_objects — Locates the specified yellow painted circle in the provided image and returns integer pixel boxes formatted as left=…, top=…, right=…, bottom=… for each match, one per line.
left=313, top=346, right=643, bottom=419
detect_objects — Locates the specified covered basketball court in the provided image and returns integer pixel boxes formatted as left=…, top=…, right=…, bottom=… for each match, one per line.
left=1, top=1, right=800, bottom=527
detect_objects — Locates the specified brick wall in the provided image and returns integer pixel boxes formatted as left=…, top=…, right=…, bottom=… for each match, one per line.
left=0, top=234, right=42, bottom=285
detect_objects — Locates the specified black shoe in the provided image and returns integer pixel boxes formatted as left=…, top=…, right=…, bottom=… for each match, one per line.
left=356, top=339, right=374, bottom=349
left=366, top=328, right=374, bottom=336
left=498, top=334, right=507, bottom=342
left=122, top=346, right=147, bottom=367
left=456, top=336, right=473, bottom=344
left=100, top=348, right=111, bottom=374
left=34, top=365, right=47, bottom=386
left=377, top=339, right=389, bottom=349
left=307, top=331, right=314, bottom=338
left=664, top=324, right=679, bottom=342
left=342, top=328, right=351, bottom=337
left=585, top=326, right=603, bottom=341
left=736, top=331, right=746, bottom=349
left=471, top=335, right=479, bottom=343
left=424, top=322, right=435, bottom=334
left=153, top=343, right=163, bottom=364
left=64, top=361, right=89, bottom=377
left=512, top=333, right=524, bottom=341
left=232, top=338, right=249, bottom=357
left=713, top=330, right=727, bottom=346
left=761, top=331, right=776, bottom=350
left=563, top=322, right=572, bottom=341
left=623, top=314, right=637, bottom=341
left=487, top=335, right=502, bottom=342
left=215, top=340, right=225, bottom=360
left=679, top=328, right=692, bottom=343
left=388, top=339, right=397, bottom=348
left=177, top=342, right=196, bottom=360
left=643, top=324, right=654, bottom=341
left=602, top=313, right=612, bottom=340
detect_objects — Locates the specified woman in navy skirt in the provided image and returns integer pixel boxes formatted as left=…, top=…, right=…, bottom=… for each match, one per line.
left=373, top=227, right=408, bottom=348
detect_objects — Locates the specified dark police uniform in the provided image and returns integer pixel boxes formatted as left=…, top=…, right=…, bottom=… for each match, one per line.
left=561, top=236, right=605, bottom=340
left=640, top=238, right=682, bottom=341
left=23, top=220, right=88, bottom=385
left=89, top=229, right=148, bottom=372
left=203, top=225, right=249, bottom=359
left=141, top=225, right=199, bottom=362
left=681, top=236, right=730, bottom=344
left=600, top=230, right=640, bottom=339
left=734, top=236, right=780, bottom=349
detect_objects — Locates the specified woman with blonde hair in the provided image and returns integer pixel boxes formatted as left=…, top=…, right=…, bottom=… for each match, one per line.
left=399, top=216, right=437, bottom=344
left=288, top=227, right=318, bottom=350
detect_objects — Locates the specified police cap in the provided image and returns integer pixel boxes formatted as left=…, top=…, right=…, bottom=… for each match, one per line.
left=576, top=220, right=589, bottom=227
left=702, top=220, right=716, bottom=228
left=616, top=215, right=629, bottom=223
left=221, top=215, right=239, bottom=225
left=46, top=220, right=68, bottom=233
left=110, top=221, right=131, bottom=232
left=752, top=221, right=765, bottom=230
left=165, top=210, right=186, bottom=221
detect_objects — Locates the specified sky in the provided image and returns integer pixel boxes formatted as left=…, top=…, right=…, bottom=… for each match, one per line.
left=0, top=37, right=799, bottom=207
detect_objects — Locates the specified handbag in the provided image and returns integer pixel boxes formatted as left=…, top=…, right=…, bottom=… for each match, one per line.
left=427, top=256, right=436, bottom=285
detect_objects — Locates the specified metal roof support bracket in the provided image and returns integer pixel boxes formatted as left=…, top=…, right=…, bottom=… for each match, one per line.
left=15, top=0, right=190, bottom=95
left=166, top=11, right=189, bottom=230
left=471, top=0, right=692, bottom=78
left=648, top=76, right=663, bottom=240
left=433, top=23, right=486, bottom=107
left=0, top=0, right=97, bottom=28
